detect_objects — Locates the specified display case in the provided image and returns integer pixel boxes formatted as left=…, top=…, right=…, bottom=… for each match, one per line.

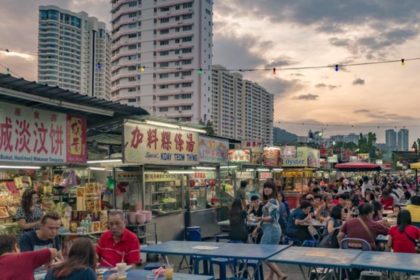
left=144, top=172, right=184, bottom=216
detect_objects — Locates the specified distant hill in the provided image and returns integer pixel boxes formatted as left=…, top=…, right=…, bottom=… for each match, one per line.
left=273, top=127, right=298, bottom=145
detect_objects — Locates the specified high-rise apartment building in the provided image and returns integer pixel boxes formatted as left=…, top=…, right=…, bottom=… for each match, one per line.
left=398, top=128, right=409, bottom=151
left=211, top=65, right=273, bottom=145
left=385, top=129, right=397, bottom=148
left=110, top=0, right=213, bottom=123
left=38, top=6, right=111, bottom=99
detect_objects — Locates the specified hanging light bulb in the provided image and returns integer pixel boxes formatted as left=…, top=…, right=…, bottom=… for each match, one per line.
left=272, top=67, right=276, bottom=75
left=197, top=68, right=203, bottom=75
left=401, top=58, right=405, bottom=66
left=139, top=66, right=145, bottom=72
left=335, top=64, right=339, bottom=72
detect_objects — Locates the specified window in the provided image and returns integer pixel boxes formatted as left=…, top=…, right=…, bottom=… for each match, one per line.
left=160, top=62, right=169, bottom=67
left=160, top=40, right=169, bottom=45
left=128, top=1, right=137, bottom=7
left=183, top=14, right=192, bottom=20
left=181, top=105, right=192, bottom=110
left=160, top=29, right=170, bottom=34
left=183, top=2, right=193, bottom=8
left=183, top=25, right=192, bottom=31
left=160, top=51, right=169, bottom=56
left=128, top=12, right=137, bottom=18
left=181, top=71, right=191, bottom=76
left=159, top=73, right=169, bottom=78
left=128, top=77, right=136, bottom=81
left=159, top=96, right=169, bottom=101
left=128, top=87, right=136, bottom=92
left=128, top=98, right=136, bottom=102
left=161, top=7, right=170, bottom=12
left=182, top=48, right=192, bottom=53
left=128, top=44, right=137, bottom=49
left=159, top=107, right=169, bottom=112
left=182, top=60, right=192, bottom=65
left=159, top=85, right=169, bottom=89
left=160, top=18, right=170, bottom=23
left=182, top=36, right=192, bottom=42
left=128, top=33, right=137, bottom=38
left=182, top=82, right=192, bottom=87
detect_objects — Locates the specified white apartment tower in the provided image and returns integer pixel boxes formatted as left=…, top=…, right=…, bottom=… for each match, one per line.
left=212, top=65, right=274, bottom=145
left=110, top=0, right=213, bottom=123
left=38, top=6, right=111, bottom=99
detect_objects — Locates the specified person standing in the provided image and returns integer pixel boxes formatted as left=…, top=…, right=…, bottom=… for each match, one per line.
left=256, top=181, right=287, bottom=280
left=236, top=180, right=248, bottom=209
left=15, top=189, right=43, bottom=232
left=96, top=209, right=140, bottom=267
left=229, top=198, right=248, bottom=243
left=0, top=234, right=57, bottom=280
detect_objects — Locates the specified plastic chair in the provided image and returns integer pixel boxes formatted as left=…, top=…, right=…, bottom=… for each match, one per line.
left=340, top=238, right=372, bottom=251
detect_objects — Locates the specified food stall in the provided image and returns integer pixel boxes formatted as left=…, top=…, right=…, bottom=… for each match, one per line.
left=123, top=119, right=202, bottom=241
left=185, top=135, right=229, bottom=238
left=274, top=146, right=320, bottom=208
left=0, top=73, right=149, bottom=236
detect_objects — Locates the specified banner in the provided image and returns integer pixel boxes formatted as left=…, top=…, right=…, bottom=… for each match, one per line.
left=228, top=149, right=250, bottom=163
left=198, top=136, right=228, bottom=164
left=263, top=147, right=281, bottom=167
left=124, top=121, right=199, bottom=165
left=281, top=147, right=320, bottom=168
left=0, top=102, right=87, bottom=164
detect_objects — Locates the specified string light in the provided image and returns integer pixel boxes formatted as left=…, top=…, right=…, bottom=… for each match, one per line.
left=272, top=67, right=276, bottom=75
left=197, top=68, right=203, bottom=75
left=401, top=58, right=405, bottom=66
left=335, top=64, right=339, bottom=71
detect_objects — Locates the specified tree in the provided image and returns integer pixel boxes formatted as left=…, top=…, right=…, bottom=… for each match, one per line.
left=205, top=120, right=215, bottom=136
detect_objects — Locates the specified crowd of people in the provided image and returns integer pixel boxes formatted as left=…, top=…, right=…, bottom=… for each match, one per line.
left=230, top=175, right=420, bottom=279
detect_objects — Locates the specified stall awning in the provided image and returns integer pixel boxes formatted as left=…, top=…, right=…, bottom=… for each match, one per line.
left=335, top=162, right=381, bottom=171
left=0, top=74, right=149, bottom=135
left=410, top=162, right=420, bottom=169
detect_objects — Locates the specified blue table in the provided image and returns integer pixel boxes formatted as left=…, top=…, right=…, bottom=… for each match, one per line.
left=142, top=241, right=288, bottom=260
left=351, top=251, right=420, bottom=274
left=104, top=269, right=214, bottom=279
left=268, top=247, right=362, bottom=280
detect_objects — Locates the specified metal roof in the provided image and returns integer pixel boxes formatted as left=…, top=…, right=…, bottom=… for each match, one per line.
left=0, top=74, right=149, bottom=135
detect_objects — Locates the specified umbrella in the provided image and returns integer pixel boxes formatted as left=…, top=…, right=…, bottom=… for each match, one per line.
left=335, top=162, right=381, bottom=171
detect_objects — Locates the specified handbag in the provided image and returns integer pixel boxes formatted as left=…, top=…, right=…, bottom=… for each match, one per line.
left=404, top=230, right=420, bottom=253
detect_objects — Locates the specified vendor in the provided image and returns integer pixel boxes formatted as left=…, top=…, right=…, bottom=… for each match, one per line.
left=15, top=189, right=43, bottom=232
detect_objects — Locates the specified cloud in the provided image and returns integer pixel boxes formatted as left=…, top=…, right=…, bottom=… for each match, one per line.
left=315, top=83, right=339, bottom=90
left=293, top=93, right=319, bottom=101
left=265, top=56, right=296, bottom=68
left=354, top=109, right=370, bottom=114
left=353, top=78, right=365, bottom=85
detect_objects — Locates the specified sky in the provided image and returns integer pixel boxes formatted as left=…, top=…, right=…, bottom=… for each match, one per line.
left=1, top=0, right=420, bottom=144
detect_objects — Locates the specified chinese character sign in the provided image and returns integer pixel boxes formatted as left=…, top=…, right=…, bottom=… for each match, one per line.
left=228, top=149, right=250, bottom=163
left=124, top=122, right=199, bottom=165
left=66, top=115, right=87, bottom=163
left=0, top=102, right=87, bottom=164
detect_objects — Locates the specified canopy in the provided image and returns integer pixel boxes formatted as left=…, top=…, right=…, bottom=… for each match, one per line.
left=335, top=162, right=381, bottom=171
left=410, top=162, right=420, bottom=169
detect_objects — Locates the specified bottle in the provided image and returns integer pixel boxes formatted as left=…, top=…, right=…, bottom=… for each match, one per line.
left=86, top=214, right=92, bottom=233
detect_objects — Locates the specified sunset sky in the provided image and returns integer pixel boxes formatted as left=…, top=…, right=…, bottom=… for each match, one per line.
left=1, top=0, right=420, bottom=144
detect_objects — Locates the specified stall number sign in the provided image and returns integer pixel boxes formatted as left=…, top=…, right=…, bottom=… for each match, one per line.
left=124, top=122, right=199, bottom=165
left=0, top=102, right=87, bottom=164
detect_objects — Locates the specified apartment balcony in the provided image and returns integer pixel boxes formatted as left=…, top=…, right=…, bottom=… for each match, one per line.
left=155, top=41, right=194, bottom=52
left=112, top=72, right=139, bottom=81
left=113, top=17, right=140, bottom=31
left=112, top=28, right=140, bottom=43
left=155, top=53, right=194, bottom=63
left=112, top=6, right=142, bottom=23
left=111, top=0, right=139, bottom=14
left=111, top=50, right=139, bottom=63
left=156, top=9, right=193, bottom=19
left=156, top=76, right=193, bottom=86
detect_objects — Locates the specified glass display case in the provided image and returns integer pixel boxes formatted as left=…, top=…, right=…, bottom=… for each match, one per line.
left=188, top=171, right=217, bottom=210
left=144, top=172, right=184, bottom=216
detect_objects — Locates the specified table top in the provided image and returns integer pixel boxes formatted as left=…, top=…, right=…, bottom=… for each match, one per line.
left=351, top=251, right=420, bottom=274
left=59, top=231, right=105, bottom=236
left=142, top=241, right=288, bottom=260
left=104, top=269, right=213, bottom=280
left=268, top=246, right=362, bottom=269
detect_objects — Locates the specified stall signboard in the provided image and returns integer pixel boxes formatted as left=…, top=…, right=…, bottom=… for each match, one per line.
left=263, top=147, right=281, bottom=167
left=241, top=140, right=262, bottom=151
left=0, top=102, right=87, bottom=164
left=259, top=171, right=273, bottom=181
left=198, top=136, right=228, bottom=164
left=236, top=171, right=254, bottom=179
left=228, top=149, right=251, bottom=163
left=281, top=147, right=320, bottom=168
left=281, top=146, right=297, bottom=158
left=124, top=121, right=199, bottom=165
left=327, top=155, right=338, bottom=163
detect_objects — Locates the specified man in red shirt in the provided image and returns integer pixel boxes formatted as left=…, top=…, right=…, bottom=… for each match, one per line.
left=338, top=203, right=389, bottom=250
left=0, top=234, right=57, bottom=280
left=96, top=209, right=140, bottom=267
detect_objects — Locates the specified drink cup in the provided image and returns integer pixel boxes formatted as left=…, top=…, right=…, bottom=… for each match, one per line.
left=116, top=262, right=127, bottom=274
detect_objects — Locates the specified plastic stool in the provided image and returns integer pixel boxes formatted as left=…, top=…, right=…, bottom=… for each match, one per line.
left=240, top=259, right=263, bottom=280
left=190, top=256, right=211, bottom=275
left=359, top=271, right=382, bottom=280
left=144, top=262, right=164, bottom=270
left=215, top=233, right=230, bottom=242
left=186, top=226, right=202, bottom=241
left=211, top=258, right=237, bottom=280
